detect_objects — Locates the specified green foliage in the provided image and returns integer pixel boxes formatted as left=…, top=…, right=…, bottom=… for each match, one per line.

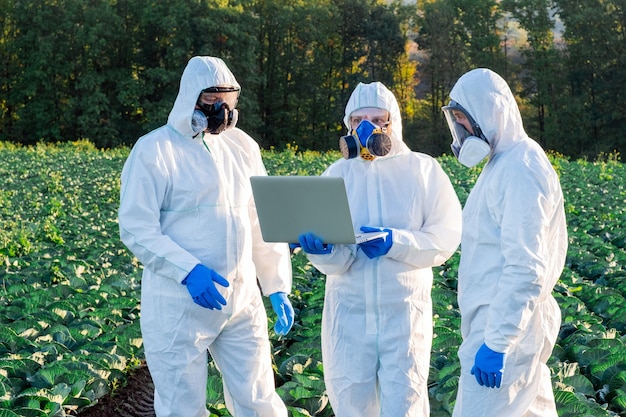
left=2, top=142, right=626, bottom=416
left=0, top=142, right=141, bottom=416
left=0, top=0, right=412, bottom=152
left=2, top=0, right=625, bottom=158
left=262, top=144, right=342, bottom=176
left=415, top=0, right=626, bottom=159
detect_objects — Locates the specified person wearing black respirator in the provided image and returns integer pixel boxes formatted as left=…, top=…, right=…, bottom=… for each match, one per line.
left=119, top=56, right=294, bottom=417
left=191, top=85, right=240, bottom=135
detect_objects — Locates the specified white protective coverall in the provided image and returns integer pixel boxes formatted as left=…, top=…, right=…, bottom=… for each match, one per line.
left=449, top=69, right=568, bottom=417
left=305, top=82, right=462, bottom=416
left=118, top=56, right=292, bottom=417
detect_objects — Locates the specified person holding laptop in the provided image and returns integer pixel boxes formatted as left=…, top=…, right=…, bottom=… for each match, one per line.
left=297, top=81, right=463, bottom=416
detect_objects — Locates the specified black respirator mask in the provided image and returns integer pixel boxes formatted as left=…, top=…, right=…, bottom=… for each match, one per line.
left=339, top=119, right=392, bottom=161
left=191, top=87, right=240, bottom=135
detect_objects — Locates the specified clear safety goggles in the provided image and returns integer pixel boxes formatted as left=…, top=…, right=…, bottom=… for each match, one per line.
left=441, top=100, right=486, bottom=157
left=198, top=86, right=240, bottom=112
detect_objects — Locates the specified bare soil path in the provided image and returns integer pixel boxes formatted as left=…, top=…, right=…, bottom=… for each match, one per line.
left=77, top=364, right=155, bottom=417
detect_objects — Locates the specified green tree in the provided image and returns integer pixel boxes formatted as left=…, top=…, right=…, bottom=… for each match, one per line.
left=501, top=0, right=563, bottom=150
left=553, top=0, right=626, bottom=157
left=1, top=0, right=185, bottom=147
left=0, top=0, right=18, bottom=140
left=414, top=0, right=463, bottom=155
left=0, top=0, right=413, bottom=151
left=415, top=0, right=505, bottom=155
left=250, top=0, right=409, bottom=151
left=194, top=0, right=261, bottom=140
left=451, top=0, right=505, bottom=72
left=7, top=0, right=83, bottom=144
left=128, top=0, right=206, bottom=138
left=70, top=0, right=128, bottom=147
left=253, top=0, right=338, bottom=150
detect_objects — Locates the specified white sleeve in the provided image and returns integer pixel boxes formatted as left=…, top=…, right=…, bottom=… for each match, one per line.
left=118, top=139, right=199, bottom=282
left=247, top=147, right=293, bottom=295
left=485, top=162, right=563, bottom=353
left=305, top=245, right=357, bottom=276
left=387, top=160, right=462, bottom=268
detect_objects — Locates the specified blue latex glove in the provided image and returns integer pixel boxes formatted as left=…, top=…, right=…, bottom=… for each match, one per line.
left=182, top=264, right=230, bottom=310
left=269, top=292, right=295, bottom=335
left=298, top=233, right=334, bottom=255
left=358, top=226, right=392, bottom=259
left=471, top=343, right=505, bottom=388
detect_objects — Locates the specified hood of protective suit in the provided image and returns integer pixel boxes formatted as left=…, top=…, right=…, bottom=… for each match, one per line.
left=449, top=68, right=527, bottom=154
left=343, top=82, right=410, bottom=158
left=167, top=56, right=240, bottom=137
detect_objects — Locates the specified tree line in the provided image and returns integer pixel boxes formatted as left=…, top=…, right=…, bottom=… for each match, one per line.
left=0, top=0, right=624, bottom=159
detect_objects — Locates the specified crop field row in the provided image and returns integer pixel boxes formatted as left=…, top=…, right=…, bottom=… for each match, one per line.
left=1, top=141, right=625, bottom=417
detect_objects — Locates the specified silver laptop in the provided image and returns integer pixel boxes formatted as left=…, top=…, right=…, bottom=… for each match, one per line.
left=250, top=176, right=386, bottom=244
